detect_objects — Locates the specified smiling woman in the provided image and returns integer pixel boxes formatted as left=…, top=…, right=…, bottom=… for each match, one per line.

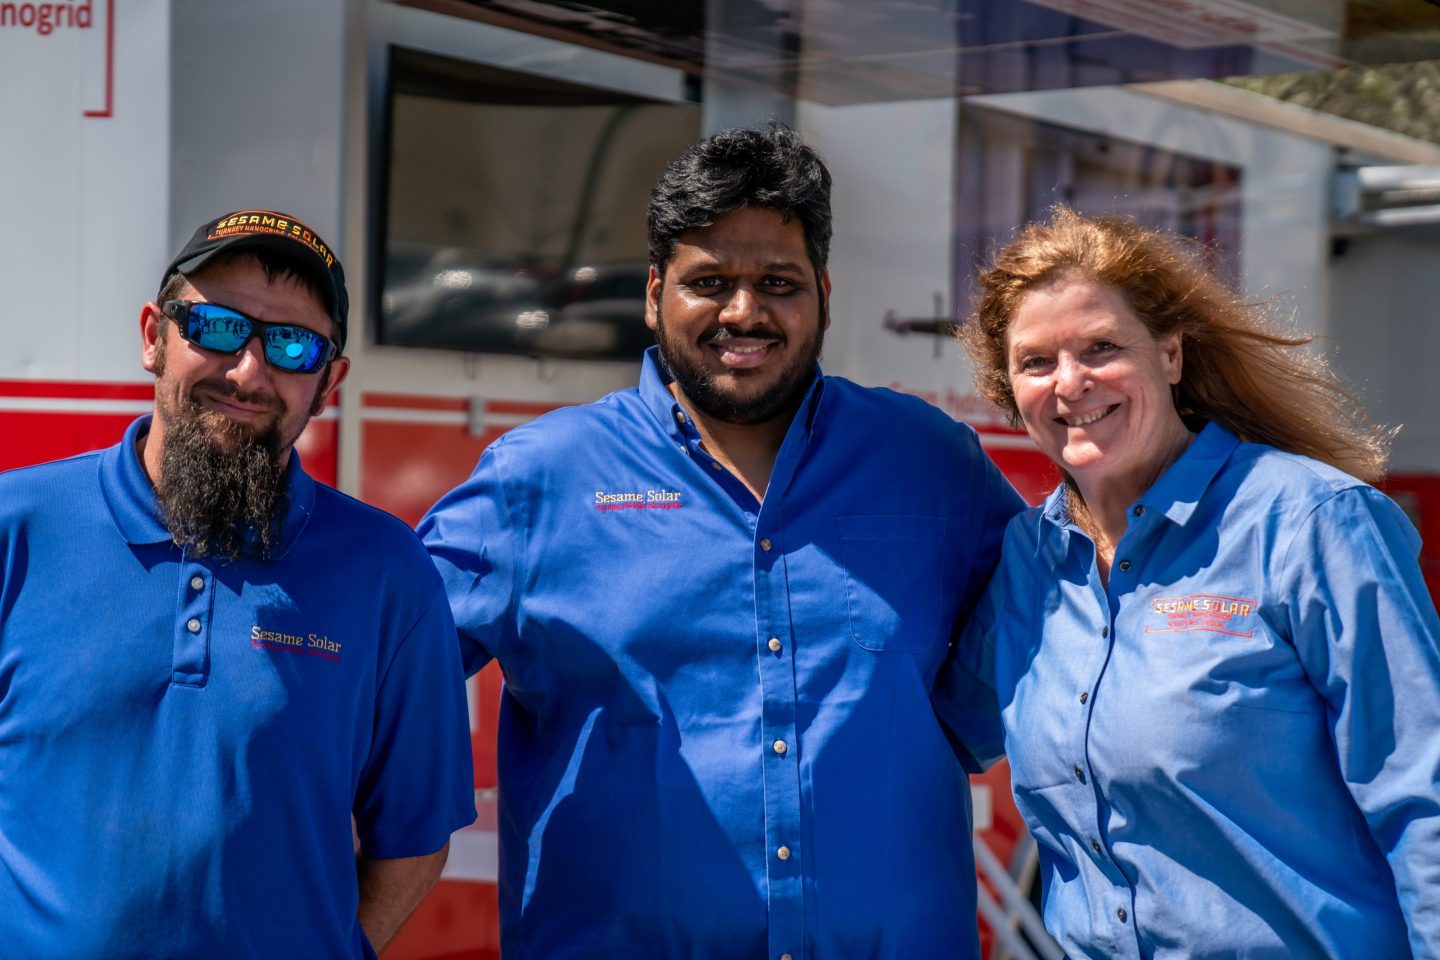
left=1003, top=275, right=1189, bottom=539
left=948, top=206, right=1440, bottom=959
left=962, top=204, right=1390, bottom=557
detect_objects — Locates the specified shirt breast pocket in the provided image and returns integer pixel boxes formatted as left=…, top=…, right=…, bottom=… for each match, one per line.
left=837, top=514, right=947, bottom=654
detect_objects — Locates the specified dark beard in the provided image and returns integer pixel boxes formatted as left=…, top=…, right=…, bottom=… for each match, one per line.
left=655, top=301, right=824, bottom=426
left=153, top=392, right=289, bottom=561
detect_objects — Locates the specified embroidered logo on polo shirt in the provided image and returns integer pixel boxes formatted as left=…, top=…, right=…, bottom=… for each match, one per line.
left=250, top=626, right=343, bottom=661
left=594, top=488, right=684, bottom=511
left=1146, top=594, right=1257, bottom=638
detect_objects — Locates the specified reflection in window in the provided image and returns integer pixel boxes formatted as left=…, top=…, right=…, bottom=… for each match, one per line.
left=953, top=103, right=1243, bottom=308
left=377, top=47, right=701, bottom=359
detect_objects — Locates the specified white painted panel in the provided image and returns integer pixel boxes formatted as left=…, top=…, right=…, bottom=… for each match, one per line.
left=0, top=0, right=170, bottom=381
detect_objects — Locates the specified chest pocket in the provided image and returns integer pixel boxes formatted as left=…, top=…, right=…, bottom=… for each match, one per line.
left=838, top=514, right=947, bottom=653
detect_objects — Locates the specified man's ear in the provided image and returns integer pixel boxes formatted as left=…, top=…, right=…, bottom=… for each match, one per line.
left=820, top=270, right=832, bottom=330
left=140, top=302, right=166, bottom=373
left=320, top=356, right=351, bottom=403
left=645, top=265, right=663, bottom=332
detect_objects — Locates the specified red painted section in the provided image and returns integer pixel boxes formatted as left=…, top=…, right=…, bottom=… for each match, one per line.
left=1379, top=474, right=1440, bottom=601
left=363, top=394, right=466, bottom=412
left=0, top=382, right=339, bottom=486
left=471, top=663, right=502, bottom=790
left=358, top=392, right=565, bottom=527
left=0, top=379, right=154, bottom=400
left=983, top=445, right=1058, bottom=507
left=360, top=421, right=496, bottom=527
left=386, top=881, right=500, bottom=960
left=1, top=411, right=139, bottom=471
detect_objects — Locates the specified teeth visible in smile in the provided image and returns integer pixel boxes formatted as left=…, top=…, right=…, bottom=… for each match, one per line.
left=717, top=343, right=768, bottom=354
left=1062, top=407, right=1112, bottom=427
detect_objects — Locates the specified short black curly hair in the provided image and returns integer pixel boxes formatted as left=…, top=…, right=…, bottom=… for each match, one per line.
left=647, top=122, right=832, bottom=275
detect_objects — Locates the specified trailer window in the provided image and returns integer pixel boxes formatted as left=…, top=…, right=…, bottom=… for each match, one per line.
left=376, top=46, right=700, bottom=359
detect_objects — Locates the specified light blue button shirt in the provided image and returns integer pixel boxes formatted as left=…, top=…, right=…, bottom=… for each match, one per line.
left=945, top=422, right=1440, bottom=959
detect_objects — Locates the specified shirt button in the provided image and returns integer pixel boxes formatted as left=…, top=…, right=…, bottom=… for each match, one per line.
left=1117, top=906, right=1128, bottom=923
left=710, top=461, right=723, bottom=471
left=675, top=410, right=687, bottom=425
left=1133, top=505, right=1145, bottom=517
left=1091, top=838, right=1103, bottom=855
left=760, top=538, right=773, bottom=552
left=1118, top=559, right=1132, bottom=572
left=190, top=576, right=204, bottom=591
left=186, top=618, right=201, bottom=634
left=773, top=739, right=787, bottom=755
left=1079, top=691, right=1089, bottom=704
left=1101, top=625, right=1108, bottom=638
left=1073, top=764, right=1086, bottom=784
left=777, top=845, right=791, bottom=861
left=768, top=637, right=782, bottom=653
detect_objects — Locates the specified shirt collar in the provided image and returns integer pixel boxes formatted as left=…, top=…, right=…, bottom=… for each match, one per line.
left=1032, top=420, right=1240, bottom=554
left=637, top=344, right=826, bottom=442
left=1143, top=421, right=1239, bottom=527
left=99, top=414, right=316, bottom=558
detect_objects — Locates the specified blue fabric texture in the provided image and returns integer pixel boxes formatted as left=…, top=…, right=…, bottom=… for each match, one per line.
left=420, top=346, right=1023, bottom=960
left=951, top=421, right=1440, bottom=959
left=0, top=416, right=476, bottom=958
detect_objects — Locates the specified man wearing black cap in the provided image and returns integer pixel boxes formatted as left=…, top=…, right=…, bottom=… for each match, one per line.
left=0, top=210, right=475, bottom=958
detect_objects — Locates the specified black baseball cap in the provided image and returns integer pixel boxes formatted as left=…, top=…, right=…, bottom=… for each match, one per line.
left=160, top=209, right=349, bottom=349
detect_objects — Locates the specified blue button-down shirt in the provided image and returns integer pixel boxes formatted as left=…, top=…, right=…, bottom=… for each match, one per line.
left=947, top=422, right=1440, bottom=959
left=420, top=347, right=1023, bottom=959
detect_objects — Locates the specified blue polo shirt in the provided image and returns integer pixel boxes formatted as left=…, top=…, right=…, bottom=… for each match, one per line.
left=0, top=416, right=475, bottom=959
left=945, top=422, right=1440, bottom=958
left=420, top=347, right=1023, bottom=960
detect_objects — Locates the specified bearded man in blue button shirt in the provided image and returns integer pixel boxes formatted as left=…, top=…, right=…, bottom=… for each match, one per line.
left=421, top=125, right=1025, bottom=958
left=0, top=211, right=475, bottom=958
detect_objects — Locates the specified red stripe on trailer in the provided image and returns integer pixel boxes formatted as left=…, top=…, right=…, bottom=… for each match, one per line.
left=0, top=379, right=153, bottom=401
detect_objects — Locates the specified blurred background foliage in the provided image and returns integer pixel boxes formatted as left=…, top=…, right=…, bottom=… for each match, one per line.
left=1226, top=61, right=1440, bottom=145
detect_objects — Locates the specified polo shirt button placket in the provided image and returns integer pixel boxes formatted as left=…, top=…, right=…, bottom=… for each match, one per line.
left=173, top=563, right=213, bottom=686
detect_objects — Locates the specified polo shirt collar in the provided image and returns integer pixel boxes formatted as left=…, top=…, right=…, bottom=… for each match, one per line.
left=99, top=414, right=316, bottom=558
left=638, top=345, right=826, bottom=443
left=1032, top=420, right=1240, bottom=555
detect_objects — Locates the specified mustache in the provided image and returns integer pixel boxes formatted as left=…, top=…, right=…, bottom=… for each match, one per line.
left=190, top=379, right=283, bottom=414
left=702, top=325, right=785, bottom=344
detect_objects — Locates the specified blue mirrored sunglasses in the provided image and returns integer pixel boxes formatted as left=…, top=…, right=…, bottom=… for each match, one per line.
left=162, top=300, right=337, bottom=374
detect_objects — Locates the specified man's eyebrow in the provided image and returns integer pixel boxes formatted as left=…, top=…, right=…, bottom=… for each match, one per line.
left=674, top=258, right=810, bottom=276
